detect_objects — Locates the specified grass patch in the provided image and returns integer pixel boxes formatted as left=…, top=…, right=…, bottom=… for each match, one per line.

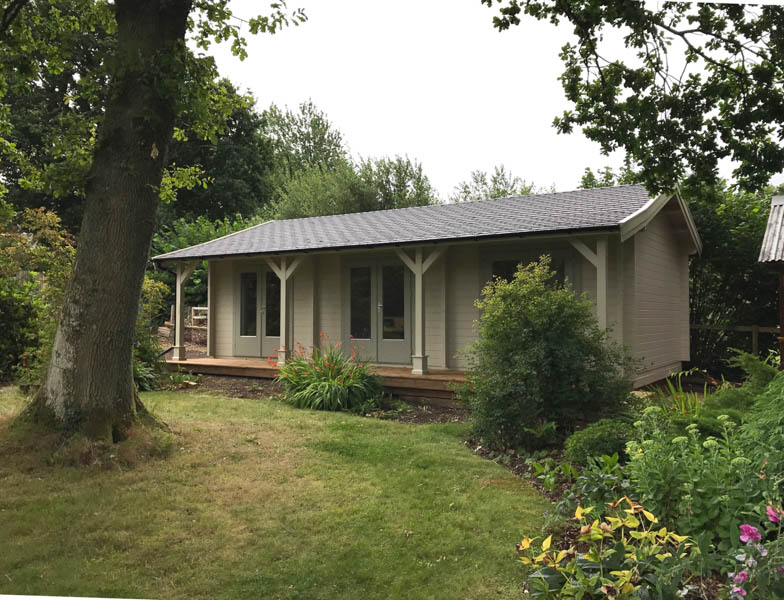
left=0, top=387, right=550, bottom=600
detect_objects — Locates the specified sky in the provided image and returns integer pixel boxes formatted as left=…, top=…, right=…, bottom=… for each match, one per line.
left=204, top=0, right=778, bottom=200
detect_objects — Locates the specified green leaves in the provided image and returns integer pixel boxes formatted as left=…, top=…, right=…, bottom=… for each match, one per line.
left=461, top=255, right=635, bottom=448
left=277, top=341, right=383, bottom=413
left=482, top=1, right=784, bottom=193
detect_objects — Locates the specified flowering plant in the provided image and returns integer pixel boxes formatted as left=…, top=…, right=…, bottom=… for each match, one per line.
left=518, top=497, right=697, bottom=598
left=276, top=336, right=383, bottom=413
left=726, top=507, right=784, bottom=599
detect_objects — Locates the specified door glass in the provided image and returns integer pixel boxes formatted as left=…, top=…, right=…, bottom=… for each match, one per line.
left=239, top=272, right=257, bottom=336
left=265, top=271, right=281, bottom=337
left=382, top=265, right=405, bottom=340
left=350, top=267, right=372, bottom=339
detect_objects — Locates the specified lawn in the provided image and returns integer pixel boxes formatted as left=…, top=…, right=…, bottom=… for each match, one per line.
left=0, top=387, right=550, bottom=600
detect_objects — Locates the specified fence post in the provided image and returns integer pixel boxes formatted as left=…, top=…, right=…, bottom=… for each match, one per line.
left=752, top=324, right=760, bottom=356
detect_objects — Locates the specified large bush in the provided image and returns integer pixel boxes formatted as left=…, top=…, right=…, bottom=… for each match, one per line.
left=0, top=203, right=74, bottom=383
left=460, top=256, right=634, bottom=449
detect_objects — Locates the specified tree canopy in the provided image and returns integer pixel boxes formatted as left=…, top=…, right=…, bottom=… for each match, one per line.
left=0, top=0, right=305, bottom=439
left=483, top=1, right=784, bottom=193
left=450, top=164, right=543, bottom=202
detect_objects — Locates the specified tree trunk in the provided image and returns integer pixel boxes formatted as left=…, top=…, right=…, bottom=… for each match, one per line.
left=27, top=0, right=192, bottom=440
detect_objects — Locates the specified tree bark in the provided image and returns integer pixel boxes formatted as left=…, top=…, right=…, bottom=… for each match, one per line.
left=27, top=0, right=192, bottom=440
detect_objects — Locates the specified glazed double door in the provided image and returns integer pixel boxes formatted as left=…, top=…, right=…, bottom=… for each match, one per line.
left=235, top=268, right=281, bottom=357
left=347, top=262, right=412, bottom=364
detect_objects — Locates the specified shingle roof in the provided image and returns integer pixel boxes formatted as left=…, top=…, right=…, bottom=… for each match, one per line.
left=153, top=184, right=652, bottom=262
left=759, top=195, right=784, bottom=264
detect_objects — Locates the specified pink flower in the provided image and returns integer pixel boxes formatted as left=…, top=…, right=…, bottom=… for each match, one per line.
left=767, top=505, right=782, bottom=523
left=733, top=571, right=750, bottom=583
left=777, top=566, right=784, bottom=574
left=740, top=525, right=762, bottom=543
left=731, top=587, right=747, bottom=597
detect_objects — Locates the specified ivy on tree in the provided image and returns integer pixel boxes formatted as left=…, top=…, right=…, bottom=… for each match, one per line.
left=483, top=1, right=784, bottom=193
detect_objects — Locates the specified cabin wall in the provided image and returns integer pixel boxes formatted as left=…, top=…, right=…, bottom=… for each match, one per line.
left=424, top=255, right=446, bottom=368
left=445, top=245, right=481, bottom=369
left=632, top=211, right=691, bottom=386
left=291, top=257, right=315, bottom=350
left=211, top=259, right=234, bottom=358
left=314, top=254, right=342, bottom=344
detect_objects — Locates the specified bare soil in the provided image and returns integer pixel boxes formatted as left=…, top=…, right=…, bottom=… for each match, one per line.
left=171, top=374, right=281, bottom=399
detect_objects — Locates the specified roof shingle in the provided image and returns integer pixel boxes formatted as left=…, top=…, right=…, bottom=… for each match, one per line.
left=759, top=195, right=784, bottom=264
left=153, top=184, right=652, bottom=262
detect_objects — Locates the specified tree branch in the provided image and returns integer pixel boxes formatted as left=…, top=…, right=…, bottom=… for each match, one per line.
left=0, top=0, right=29, bottom=39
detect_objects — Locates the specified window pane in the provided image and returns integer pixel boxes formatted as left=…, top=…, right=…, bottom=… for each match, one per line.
left=240, top=272, right=257, bottom=336
left=350, top=267, right=372, bottom=339
left=492, top=260, right=519, bottom=282
left=265, top=271, right=281, bottom=337
left=382, top=265, right=405, bottom=340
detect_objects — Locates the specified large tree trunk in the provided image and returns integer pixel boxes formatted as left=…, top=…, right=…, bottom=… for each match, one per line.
left=28, top=0, right=192, bottom=440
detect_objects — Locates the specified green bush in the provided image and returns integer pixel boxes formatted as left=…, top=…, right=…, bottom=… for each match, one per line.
left=563, top=418, right=632, bottom=466
left=0, top=204, right=74, bottom=384
left=667, top=352, right=776, bottom=437
left=277, top=340, right=383, bottom=413
left=459, top=256, right=635, bottom=449
left=519, top=499, right=698, bottom=598
left=555, top=453, right=631, bottom=519
left=627, top=407, right=772, bottom=550
left=133, top=276, right=169, bottom=391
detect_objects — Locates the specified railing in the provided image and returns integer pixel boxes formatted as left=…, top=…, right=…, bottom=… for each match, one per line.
left=691, top=324, right=780, bottom=355
left=190, top=306, right=208, bottom=327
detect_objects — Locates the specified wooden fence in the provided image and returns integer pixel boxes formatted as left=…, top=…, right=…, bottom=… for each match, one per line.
left=691, top=324, right=780, bottom=355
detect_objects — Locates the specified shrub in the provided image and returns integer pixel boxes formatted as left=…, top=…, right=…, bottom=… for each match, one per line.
left=133, top=276, right=169, bottom=391
left=277, top=340, right=383, bottom=413
left=459, top=256, right=635, bottom=449
left=563, top=418, right=632, bottom=466
left=0, top=204, right=74, bottom=384
left=555, top=453, right=631, bottom=519
left=518, top=498, right=698, bottom=598
left=627, top=407, right=772, bottom=550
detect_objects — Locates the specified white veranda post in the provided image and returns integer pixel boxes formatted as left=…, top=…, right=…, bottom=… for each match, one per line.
left=264, top=255, right=304, bottom=365
left=172, top=261, right=198, bottom=361
left=569, top=237, right=609, bottom=329
left=395, top=246, right=444, bottom=375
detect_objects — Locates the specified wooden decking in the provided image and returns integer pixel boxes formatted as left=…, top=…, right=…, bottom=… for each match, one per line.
left=166, top=357, right=466, bottom=405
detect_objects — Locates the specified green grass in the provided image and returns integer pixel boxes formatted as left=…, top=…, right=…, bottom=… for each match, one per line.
left=0, top=386, right=551, bottom=600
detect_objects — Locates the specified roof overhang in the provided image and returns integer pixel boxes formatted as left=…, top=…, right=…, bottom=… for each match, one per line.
left=618, top=189, right=702, bottom=254
left=151, top=225, right=622, bottom=267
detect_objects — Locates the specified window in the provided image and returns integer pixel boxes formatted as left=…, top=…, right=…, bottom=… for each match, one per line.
left=491, top=256, right=567, bottom=286
left=350, top=267, right=372, bottom=339
left=491, top=260, right=520, bottom=282
left=239, top=272, right=257, bottom=337
left=265, top=271, right=281, bottom=337
left=381, top=265, right=405, bottom=340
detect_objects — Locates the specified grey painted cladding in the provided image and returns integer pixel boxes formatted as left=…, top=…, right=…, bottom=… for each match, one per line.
left=153, top=184, right=652, bottom=262
left=759, top=196, right=784, bottom=264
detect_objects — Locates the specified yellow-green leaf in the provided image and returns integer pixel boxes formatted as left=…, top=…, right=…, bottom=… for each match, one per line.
left=542, top=534, right=552, bottom=551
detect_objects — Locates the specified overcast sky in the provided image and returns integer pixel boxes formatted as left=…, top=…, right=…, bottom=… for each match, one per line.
left=205, top=0, right=778, bottom=199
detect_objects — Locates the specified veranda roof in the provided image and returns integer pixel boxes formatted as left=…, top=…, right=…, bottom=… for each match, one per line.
left=153, top=184, right=656, bottom=262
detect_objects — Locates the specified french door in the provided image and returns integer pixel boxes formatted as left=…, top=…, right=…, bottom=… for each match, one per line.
left=234, top=267, right=281, bottom=357
left=347, top=262, right=411, bottom=364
